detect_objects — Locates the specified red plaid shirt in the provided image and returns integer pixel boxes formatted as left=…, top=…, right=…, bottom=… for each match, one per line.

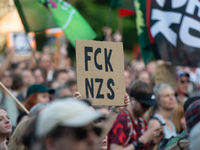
left=108, top=109, right=147, bottom=150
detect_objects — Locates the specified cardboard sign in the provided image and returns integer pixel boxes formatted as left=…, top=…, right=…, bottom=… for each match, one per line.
left=76, top=40, right=125, bottom=106
left=155, top=63, right=178, bottom=91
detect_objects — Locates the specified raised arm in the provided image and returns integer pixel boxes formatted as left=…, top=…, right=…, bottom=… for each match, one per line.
left=0, top=48, right=15, bottom=79
left=97, top=93, right=129, bottom=142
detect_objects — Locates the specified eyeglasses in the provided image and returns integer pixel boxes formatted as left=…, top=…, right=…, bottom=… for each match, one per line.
left=68, top=126, right=102, bottom=140
left=93, top=119, right=102, bottom=124
left=181, top=80, right=189, bottom=84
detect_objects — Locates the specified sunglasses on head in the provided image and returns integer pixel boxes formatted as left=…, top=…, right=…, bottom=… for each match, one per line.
left=68, top=126, right=102, bottom=140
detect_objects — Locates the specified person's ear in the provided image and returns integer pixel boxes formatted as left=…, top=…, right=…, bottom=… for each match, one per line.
left=155, top=98, right=160, bottom=105
left=157, top=101, right=160, bottom=106
left=130, top=97, right=135, bottom=105
left=132, top=100, right=135, bottom=105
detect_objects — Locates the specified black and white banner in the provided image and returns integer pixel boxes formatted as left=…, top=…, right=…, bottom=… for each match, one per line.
left=148, top=0, right=200, bottom=67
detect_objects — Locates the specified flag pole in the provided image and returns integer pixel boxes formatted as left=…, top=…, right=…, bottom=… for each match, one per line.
left=106, top=7, right=112, bottom=27
left=55, top=34, right=61, bottom=69
left=54, top=32, right=63, bottom=69
left=0, top=82, right=29, bottom=114
left=25, top=32, right=38, bottom=67
left=118, top=15, right=123, bottom=35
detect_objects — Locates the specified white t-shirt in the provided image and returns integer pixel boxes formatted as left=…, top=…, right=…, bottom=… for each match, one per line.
left=153, top=113, right=177, bottom=139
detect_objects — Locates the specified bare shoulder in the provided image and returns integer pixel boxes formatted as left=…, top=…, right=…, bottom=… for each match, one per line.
left=148, top=119, right=160, bottom=129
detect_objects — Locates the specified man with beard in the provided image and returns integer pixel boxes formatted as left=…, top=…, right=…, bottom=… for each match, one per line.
left=108, top=80, right=163, bottom=150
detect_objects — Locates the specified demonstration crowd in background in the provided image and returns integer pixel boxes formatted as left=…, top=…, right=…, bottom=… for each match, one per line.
left=0, top=29, right=200, bottom=150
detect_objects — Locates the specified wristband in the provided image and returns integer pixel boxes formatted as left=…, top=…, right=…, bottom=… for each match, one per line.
left=133, top=139, right=145, bottom=150
left=111, top=107, right=120, bottom=114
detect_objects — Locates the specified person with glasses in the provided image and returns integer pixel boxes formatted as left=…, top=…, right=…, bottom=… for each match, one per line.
left=108, top=80, right=164, bottom=150
left=72, top=92, right=130, bottom=150
left=147, top=84, right=177, bottom=149
left=34, top=98, right=105, bottom=150
left=177, top=71, right=190, bottom=103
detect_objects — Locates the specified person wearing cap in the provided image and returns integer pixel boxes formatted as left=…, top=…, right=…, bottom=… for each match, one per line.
left=73, top=92, right=130, bottom=150
left=24, top=84, right=55, bottom=111
left=147, top=84, right=177, bottom=149
left=34, top=98, right=105, bottom=150
left=108, top=80, right=163, bottom=150
left=177, top=70, right=190, bottom=102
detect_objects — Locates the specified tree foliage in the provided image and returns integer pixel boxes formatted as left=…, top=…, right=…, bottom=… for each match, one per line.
left=67, top=0, right=138, bottom=50
left=66, top=0, right=138, bottom=62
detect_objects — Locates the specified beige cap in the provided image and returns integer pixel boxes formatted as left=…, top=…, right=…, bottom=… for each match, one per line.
left=36, top=98, right=105, bottom=138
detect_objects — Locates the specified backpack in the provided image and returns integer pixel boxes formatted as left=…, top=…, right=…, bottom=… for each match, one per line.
left=164, top=135, right=189, bottom=150
left=123, top=110, right=146, bottom=147
left=151, top=116, right=174, bottom=150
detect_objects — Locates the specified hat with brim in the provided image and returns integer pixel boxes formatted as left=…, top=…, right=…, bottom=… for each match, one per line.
left=61, top=109, right=105, bottom=127
left=130, top=93, right=158, bottom=106
left=180, top=73, right=190, bottom=79
left=178, top=70, right=190, bottom=78
left=26, top=84, right=55, bottom=98
left=36, top=98, right=105, bottom=138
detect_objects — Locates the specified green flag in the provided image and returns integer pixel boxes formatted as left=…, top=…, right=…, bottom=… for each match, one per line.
left=14, top=0, right=58, bottom=32
left=15, top=0, right=96, bottom=47
left=134, top=0, right=155, bottom=64
left=38, top=0, right=96, bottom=47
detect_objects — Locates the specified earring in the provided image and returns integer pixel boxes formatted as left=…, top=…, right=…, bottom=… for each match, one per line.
left=131, top=100, right=135, bottom=105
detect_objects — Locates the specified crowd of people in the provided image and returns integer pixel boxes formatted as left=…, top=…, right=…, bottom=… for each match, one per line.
left=0, top=28, right=200, bottom=150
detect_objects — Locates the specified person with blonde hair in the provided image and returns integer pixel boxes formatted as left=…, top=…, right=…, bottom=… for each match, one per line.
left=147, top=84, right=177, bottom=149
left=8, top=119, right=29, bottom=150
left=171, top=101, right=186, bottom=134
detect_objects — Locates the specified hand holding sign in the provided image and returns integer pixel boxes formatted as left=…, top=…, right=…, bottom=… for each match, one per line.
left=112, top=93, right=130, bottom=112
left=73, top=91, right=129, bottom=111
left=76, top=40, right=125, bottom=106
left=73, top=92, right=82, bottom=99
